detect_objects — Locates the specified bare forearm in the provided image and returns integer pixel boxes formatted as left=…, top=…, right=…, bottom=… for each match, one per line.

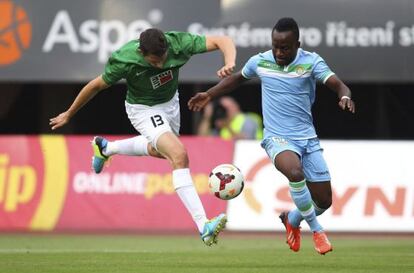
left=325, top=74, right=355, bottom=113
left=206, top=73, right=245, bottom=99
left=216, top=37, right=236, bottom=66
left=67, top=76, right=107, bottom=117
left=335, top=83, right=351, bottom=99
left=50, top=75, right=109, bottom=130
left=326, top=75, right=351, bottom=99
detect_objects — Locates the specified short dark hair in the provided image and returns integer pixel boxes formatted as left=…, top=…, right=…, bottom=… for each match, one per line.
left=272, top=17, right=299, bottom=41
left=139, top=28, right=168, bottom=57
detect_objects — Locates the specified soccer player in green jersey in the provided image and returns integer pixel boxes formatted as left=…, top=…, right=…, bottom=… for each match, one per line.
left=49, top=28, right=236, bottom=246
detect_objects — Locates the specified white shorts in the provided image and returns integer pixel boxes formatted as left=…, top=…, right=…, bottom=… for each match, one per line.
left=125, top=91, right=180, bottom=149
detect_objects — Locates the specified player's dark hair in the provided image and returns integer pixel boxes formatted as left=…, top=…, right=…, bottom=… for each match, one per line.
left=272, top=17, right=299, bottom=41
left=139, top=28, right=168, bottom=57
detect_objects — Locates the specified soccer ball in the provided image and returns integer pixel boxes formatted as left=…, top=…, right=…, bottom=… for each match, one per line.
left=208, top=164, right=244, bottom=200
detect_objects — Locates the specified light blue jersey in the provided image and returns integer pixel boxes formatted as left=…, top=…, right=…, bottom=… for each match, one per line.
left=241, top=48, right=334, bottom=140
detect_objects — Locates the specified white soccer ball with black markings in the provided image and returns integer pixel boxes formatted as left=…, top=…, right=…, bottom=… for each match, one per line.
left=208, top=164, right=244, bottom=200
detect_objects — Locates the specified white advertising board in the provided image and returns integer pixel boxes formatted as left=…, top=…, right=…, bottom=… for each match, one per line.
left=228, top=140, right=414, bottom=232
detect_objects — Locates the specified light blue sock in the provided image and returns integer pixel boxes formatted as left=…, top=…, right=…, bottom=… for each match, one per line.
left=287, top=209, right=302, bottom=228
left=288, top=201, right=327, bottom=228
left=289, top=179, right=323, bottom=232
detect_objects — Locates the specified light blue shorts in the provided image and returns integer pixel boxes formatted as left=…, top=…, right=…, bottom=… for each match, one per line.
left=261, top=136, right=331, bottom=182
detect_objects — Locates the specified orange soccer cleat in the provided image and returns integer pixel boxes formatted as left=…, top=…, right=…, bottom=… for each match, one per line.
left=279, top=212, right=301, bottom=252
left=313, top=231, right=333, bottom=255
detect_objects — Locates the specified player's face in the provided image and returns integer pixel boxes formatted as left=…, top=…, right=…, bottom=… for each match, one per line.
left=271, top=31, right=300, bottom=66
left=144, top=52, right=167, bottom=69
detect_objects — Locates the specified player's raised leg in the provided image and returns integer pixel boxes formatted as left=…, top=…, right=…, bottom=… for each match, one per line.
left=156, top=131, right=226, bottom=246
left=91, top=135, right=161, bottom=173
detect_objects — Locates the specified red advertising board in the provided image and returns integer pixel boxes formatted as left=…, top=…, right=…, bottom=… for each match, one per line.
left=0, top=135, right=234, bottom=231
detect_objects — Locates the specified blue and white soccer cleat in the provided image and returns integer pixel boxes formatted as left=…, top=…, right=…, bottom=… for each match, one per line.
left=91, top=136, right=110, bottom=174
left=200, top=213, right=227, bottom=246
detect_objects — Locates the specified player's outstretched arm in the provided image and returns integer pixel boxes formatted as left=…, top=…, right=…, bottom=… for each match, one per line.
left=205, top=36, right=236, bottom=78
left=49, top=75, right=110, bottom=130
left=188, top=72, right=247, bottom=112
left=325, top=75, right=355, bottom=113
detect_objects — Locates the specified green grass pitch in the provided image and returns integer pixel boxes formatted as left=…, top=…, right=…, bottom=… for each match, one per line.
left=0, top=233, right=413, bottom=273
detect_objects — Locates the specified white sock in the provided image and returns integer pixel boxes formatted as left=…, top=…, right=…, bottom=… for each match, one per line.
left=104, top=136, right=149, bottom=157
left=172, top=168, right=207, bottom=233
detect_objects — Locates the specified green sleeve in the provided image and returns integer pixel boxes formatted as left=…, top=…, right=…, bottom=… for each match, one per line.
left=102, top=55, right=128, bottom=85
left=177, top=32, right=207, bottom=55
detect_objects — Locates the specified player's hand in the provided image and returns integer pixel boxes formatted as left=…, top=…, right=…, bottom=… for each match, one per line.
left=338, top=96, right=355, bottom=113
left=188, top=92, right=212, bottom=112
left=217, top=63, right=235, bottom=78
left=49, top=111, right=71, bottom=130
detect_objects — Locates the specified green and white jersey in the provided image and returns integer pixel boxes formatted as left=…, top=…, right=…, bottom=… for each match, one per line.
left=102, top=32, right=207, bottom=106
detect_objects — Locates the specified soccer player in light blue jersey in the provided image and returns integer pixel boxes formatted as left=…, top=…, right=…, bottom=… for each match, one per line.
left=188, top=18, right=355, bottom=255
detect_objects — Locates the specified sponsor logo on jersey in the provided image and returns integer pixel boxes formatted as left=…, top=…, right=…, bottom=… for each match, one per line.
left=295, top=66, right=305, bottom=75
left=150, top=70, right=173, bottom=89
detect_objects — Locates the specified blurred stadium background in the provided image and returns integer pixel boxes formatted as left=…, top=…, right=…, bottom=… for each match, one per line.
left=0, top=0, right=413, bottom=272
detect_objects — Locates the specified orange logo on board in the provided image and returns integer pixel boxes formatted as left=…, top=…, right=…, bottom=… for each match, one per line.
left=0, top=0, right=32, bottom=66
